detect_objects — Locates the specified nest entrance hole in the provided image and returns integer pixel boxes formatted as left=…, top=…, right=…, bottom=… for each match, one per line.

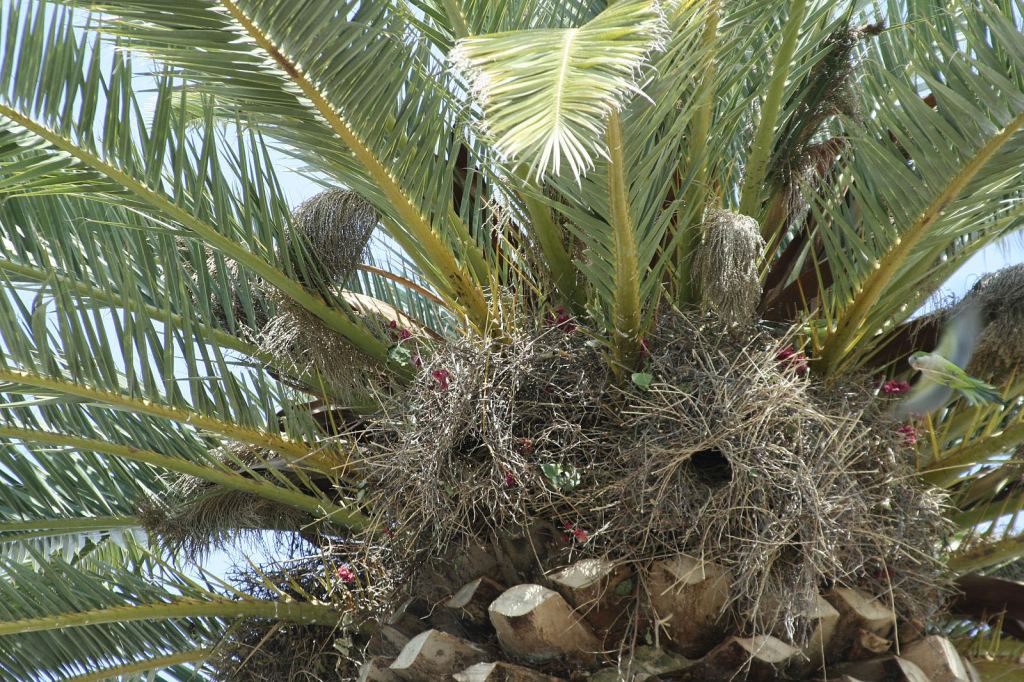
left=688, top=449, right=733, bottom=488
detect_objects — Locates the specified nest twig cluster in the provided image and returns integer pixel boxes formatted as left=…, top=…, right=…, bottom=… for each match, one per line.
left=365, top=321, right=612, bottom=564
left=365, top=311, right=952, bottom=646
left=209, top=543, right=391, bottom=681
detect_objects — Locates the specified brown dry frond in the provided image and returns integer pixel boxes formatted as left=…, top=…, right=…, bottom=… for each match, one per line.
left=693, top=209, right=765, bottom=327
left=364, top=310, right=951, bottom=649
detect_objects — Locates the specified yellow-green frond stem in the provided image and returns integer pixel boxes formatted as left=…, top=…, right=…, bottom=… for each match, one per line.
left=0, top=368, right=338, bottom=471
left=676, top=2, right=721, bottom=305
left=923, top=421, right=1024, bottom=489
left=62, top=649, right=214, bottom=682
left=439, top=0, right=471, bottom=40
left=738, top=0, right=808, bottom=219
left=949, top=536, right=1024, bottom=575
left=607, top=110, right=642, bottom=374
left=951, top=491, right=1024, bottom=530
left=0, top=598, right=347, bottom=637
left=514, top=170, right=586, bottom=313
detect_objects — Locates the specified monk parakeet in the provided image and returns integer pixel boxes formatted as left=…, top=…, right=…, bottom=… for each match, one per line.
left=896, top=303, right=1003, bottom=416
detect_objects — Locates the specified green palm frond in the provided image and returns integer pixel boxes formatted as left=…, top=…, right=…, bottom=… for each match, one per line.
left=0, top=440, right=156, bottom=560
left=811, top=2, right=1024, bottom=375
left=61, top=0, right=495, bottom=330
left=451, top=0, right=670, bottom=182
left=0, top=546, right=346, bottom=681
left=0, top=4, right=398, bottom=372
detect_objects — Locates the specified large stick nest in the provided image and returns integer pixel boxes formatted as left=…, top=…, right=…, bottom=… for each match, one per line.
left=364, top=311, right=951, bottom=643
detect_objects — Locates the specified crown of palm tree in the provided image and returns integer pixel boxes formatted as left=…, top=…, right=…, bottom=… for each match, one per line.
left=0, top=0, right=1023, bottom=678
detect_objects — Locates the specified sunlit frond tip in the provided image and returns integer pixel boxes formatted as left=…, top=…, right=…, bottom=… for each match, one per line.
left=450, top=0, right=671, bottom=181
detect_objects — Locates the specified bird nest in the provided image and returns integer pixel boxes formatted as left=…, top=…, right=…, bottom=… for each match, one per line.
left=363, top=310, right=952, bottom=645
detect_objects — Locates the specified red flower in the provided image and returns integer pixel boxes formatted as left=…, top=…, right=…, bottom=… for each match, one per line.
left=388, top=320, right=398, bottom=329
left=882, top=380, right=911, bottom=396
left=897, top=424, right=917, bottom=446
left=432, top=369, right=450, bottom=390
left=397, top=328, right=412, bottom=341
left=504, top=471, right=517, bottom=487
left=545, top=307, right=576, bottom=333
left=561, top=521, right=589, bottom=544
left=776, top=346, right=809, bottom=376
left=336, top=564, right=357, bottom=584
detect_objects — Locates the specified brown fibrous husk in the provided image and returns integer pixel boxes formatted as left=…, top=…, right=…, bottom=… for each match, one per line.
left=289, top=189, right=378, bottom=286
left=256, top=291, right=396, bottom=401
left=137, top=445, right=313, bottom=560
left=364, top=310, right=952, bottom=648
left=693, top=209, right=765, bottom=328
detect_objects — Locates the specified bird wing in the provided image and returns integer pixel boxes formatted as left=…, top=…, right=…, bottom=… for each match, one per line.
left=934, top=301, right=983, bottom=369
left=895, top=373, right=952, bottom=417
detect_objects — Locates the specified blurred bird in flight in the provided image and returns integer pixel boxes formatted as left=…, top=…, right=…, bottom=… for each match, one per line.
left=896, top=302, right=1004, bottom=416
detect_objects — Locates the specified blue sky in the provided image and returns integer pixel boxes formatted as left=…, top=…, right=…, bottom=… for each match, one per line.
left=936, top=234, right=1024, bottom=301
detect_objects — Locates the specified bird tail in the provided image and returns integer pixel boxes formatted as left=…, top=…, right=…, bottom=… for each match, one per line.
left=961, top=379, right=1004, bottom=406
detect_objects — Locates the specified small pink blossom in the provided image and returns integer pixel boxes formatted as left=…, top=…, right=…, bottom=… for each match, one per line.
left=336, top=564, right=357, bottom=584
left=504, top=471, right=518, bottom=487
left=897, top=424, right=917, bottom=446
left=397, top=328, right=412, bottom=341
left=388, top=320, right=398, bottom=330
left=882, top=380, right=911, bottom=396
left=432, top=369, right=450, bottom=390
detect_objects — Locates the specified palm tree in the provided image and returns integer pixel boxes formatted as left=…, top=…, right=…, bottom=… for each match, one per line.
left=0, top=0, right=1023, bottom=679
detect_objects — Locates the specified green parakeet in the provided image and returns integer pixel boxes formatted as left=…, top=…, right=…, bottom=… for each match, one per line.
left=897, top=303, right=1003, bottom=416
